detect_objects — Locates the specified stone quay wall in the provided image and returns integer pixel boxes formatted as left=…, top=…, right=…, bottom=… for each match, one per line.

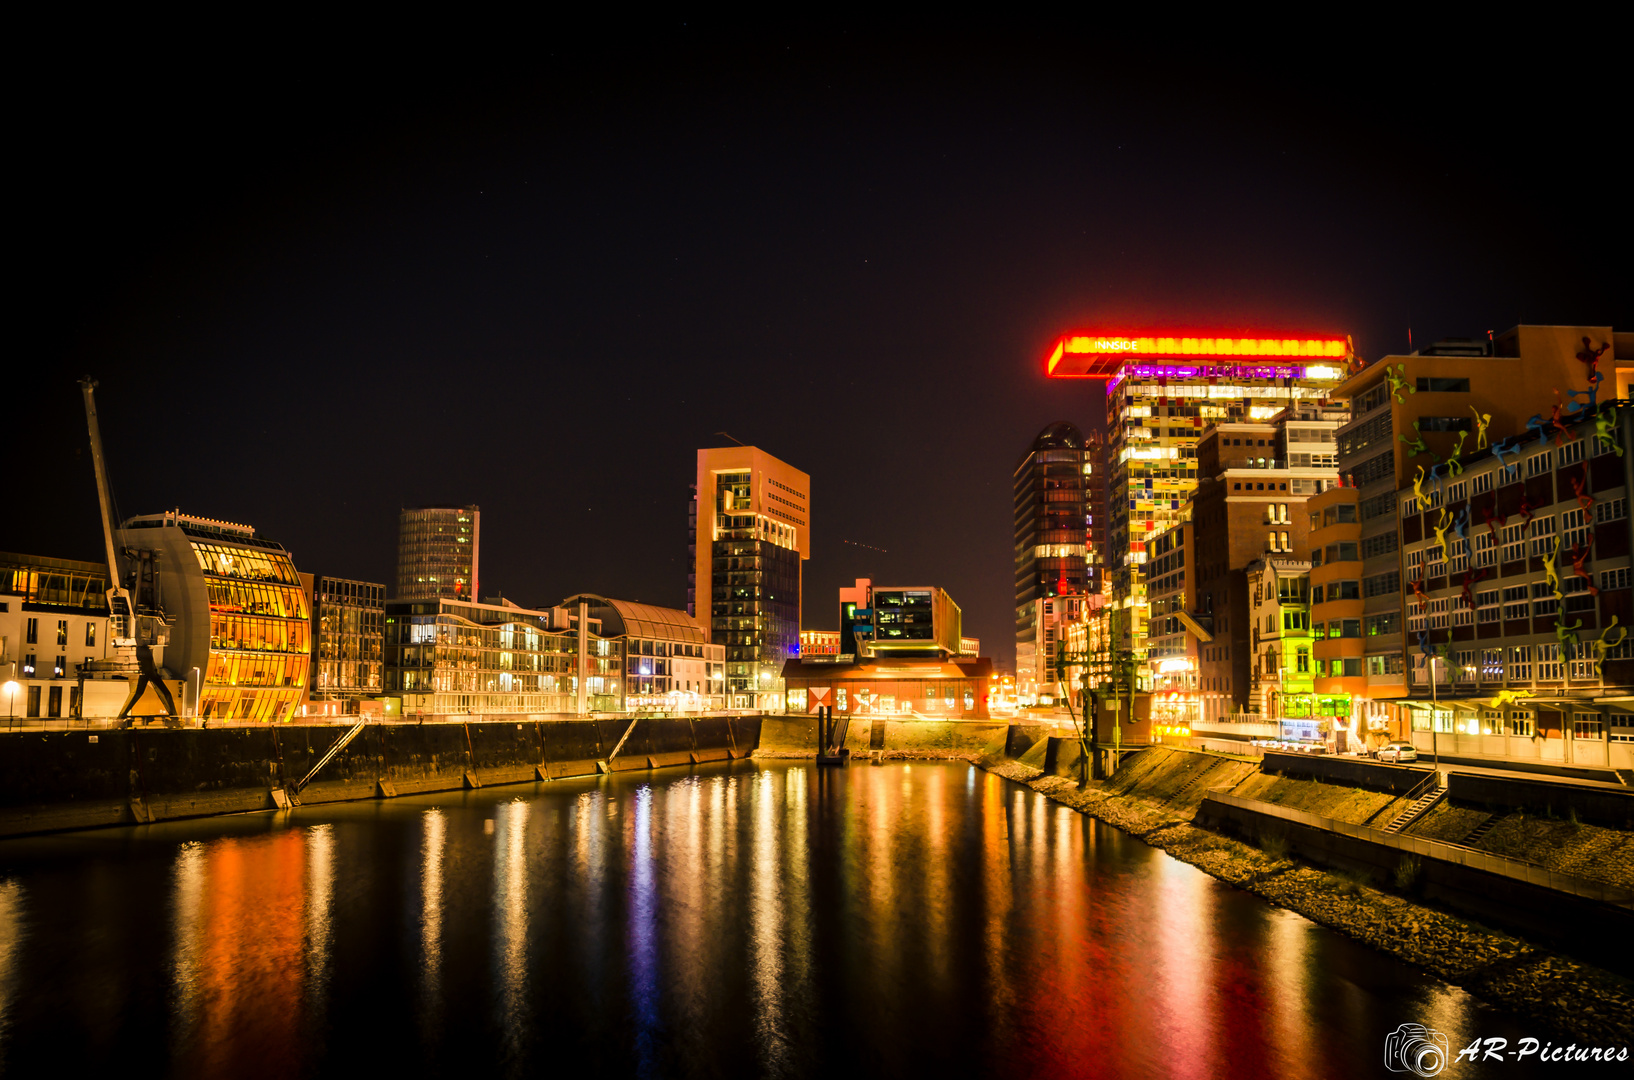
left=0, top=715, right=762, bottom=838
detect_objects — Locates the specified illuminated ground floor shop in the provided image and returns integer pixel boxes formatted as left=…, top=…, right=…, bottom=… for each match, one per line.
left=781, top=656, right=994, bottom=719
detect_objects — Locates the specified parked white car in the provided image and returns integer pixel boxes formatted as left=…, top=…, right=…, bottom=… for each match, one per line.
left=1376, top=742, right=1418, bottom=764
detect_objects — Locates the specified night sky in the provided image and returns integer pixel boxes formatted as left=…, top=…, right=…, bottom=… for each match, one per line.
left=13, top=30, right=1628, bottom=667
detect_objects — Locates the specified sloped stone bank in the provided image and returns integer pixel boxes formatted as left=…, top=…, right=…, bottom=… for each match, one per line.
left=979, top=753, right=1634, bottom=1045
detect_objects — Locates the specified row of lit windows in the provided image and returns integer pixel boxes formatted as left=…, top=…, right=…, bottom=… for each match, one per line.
left=207, top=579, right=309, bottom=620
left=191, top=542, right=302, bottom=587
left=210, top=613, right=309, bottom=655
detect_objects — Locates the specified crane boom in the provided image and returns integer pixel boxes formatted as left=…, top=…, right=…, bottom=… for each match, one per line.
left=76, top=376, right=179, bottom=722
left=78, top=377, right=123, bottom=591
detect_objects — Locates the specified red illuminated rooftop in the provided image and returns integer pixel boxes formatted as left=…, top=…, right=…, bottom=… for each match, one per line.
left=1045, top=333, right=1350, bottom=378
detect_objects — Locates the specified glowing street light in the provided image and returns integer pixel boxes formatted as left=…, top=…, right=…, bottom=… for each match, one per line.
left=3, top=680, right=19, bottom=723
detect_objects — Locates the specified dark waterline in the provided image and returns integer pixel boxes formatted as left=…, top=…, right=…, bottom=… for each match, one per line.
left=0, top=762, right=1562, bottom=1078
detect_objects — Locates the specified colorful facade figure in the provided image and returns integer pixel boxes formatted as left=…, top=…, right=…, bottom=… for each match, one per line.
left=1594, top=618, right=1628, bottom=677
left=1596, top=409, right=1623, bottom=457
left=1384, top=362, right=1414, bottom=403
left=1470, top=407, right=1492, bottom=449
left=1398, top=419, right=1430, bottom=459
left=1432, top=508, right=1453, bottom=564
left=1542, top=535, right=1563, bottom=601
left=1492, top=438, right=1521, bottom=479
left=1569, top=542, right=1599, bottom=596
left=1446, top=430, right=1468, bottom=473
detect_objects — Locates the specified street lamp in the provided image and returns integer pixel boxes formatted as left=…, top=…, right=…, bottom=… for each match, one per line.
left=3, top=680, right=19, bottom=725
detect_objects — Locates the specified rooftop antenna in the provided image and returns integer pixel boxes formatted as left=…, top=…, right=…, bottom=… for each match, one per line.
left=714, top=431, right=747, bottom=446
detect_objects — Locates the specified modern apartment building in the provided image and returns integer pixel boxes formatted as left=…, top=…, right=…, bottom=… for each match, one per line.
left=384, top=597, right=621, bottom=715
left=1013, top=422, right=1100, bottom=683
left=690, top=446, right=810, bottom=708
left=114, top=511, right=309, bottom=722
left=563, top=593, right=725, bottom=711
left=0, top=552, right=123, bottom=719
left=395, top=506, right=479, bottom=602
left=1046, top=333, right=1350, bottom=657
left=309, top=576, right=385, bottom=711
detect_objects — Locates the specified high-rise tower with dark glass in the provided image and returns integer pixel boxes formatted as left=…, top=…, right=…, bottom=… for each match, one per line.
left=689, top=447, right=809, bottom=709
left=1014, top=422, right=1103, bottom=690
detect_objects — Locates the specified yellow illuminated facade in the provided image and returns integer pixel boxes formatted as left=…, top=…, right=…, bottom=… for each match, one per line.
left=118, top=511, right=310, bottom=722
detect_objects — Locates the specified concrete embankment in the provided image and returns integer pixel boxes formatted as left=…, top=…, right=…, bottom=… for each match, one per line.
left=754, top=715, right=1045, bottom=759
left=0, top=715, right=762, bottom=837
left=979, top=743, right=1634, bottom=1046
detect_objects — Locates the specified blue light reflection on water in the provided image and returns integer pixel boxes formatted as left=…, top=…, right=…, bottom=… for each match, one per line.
left=0, top=762, right=1568, bottom=1079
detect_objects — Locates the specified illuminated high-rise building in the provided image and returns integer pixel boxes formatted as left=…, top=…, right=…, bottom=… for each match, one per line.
left=1013, top=422, right=1101, bottom=693
left=689, top=446, right=809, bottom=708
left=395, top=505, right=479, bottom=602
left=1046, top=333, right=1351, bottom=656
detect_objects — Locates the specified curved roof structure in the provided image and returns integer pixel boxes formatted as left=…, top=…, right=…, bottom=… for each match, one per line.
left=1030, top=420, right=1085, bottom=452
left=560, top=593, right=709, bottom=644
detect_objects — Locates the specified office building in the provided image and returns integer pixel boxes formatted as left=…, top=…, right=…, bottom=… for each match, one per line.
left=395, top=506, right=479, bottom=601
left=690, top=446, right=810, bottom=708
left=1314, top=324, right=1634, bottom=751
left=384, top=597, right=621, bottom=715
left=1016, top=591, right=1102, bottom=704
left=800, top=630, right=842, bottom=657
left=1045, top=332, right=1350, bottom=657
left=1183, top=404, right=1347, bottom=722
left=113, top=511, right=309, bottom=722
left=563, top=594, right=725, bottom=711
left=309, top=576, right=385, bottom=712
left=835, top=578, right=965, bottom=659
left=1013, top=422, right=1100, bottom=683
left=1384, top=398, right=1634, bottom=771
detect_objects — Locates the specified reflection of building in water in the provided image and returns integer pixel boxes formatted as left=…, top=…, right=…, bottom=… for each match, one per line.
left=384, top=597, right=621, bottom=714
left=116, top=511, right=309, bottom=722
left=308, top=577, right=385, bottom=712
left=562, top=594, right=725, bottom=712
left=780, top=655, right=994, bottom=718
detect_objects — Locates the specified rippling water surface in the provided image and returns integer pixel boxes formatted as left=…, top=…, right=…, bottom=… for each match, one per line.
left=0, top=761, right=1558, bottom=1078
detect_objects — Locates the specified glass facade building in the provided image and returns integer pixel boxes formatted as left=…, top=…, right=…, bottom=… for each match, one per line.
left=116, top=512, right=310, bottom=722
left=384, top=598, right=621, bottom=715
left=1014, top=422, right=1100, bottom=688
left=565, top=594, right=726, bottom=710
left=395, top=506, right=479, bottom=601
left=310, top=577, right=385, bottom=708
left=691, top=447, right=810, bottom=708
left=1046, top=335, right=1350, bottom=658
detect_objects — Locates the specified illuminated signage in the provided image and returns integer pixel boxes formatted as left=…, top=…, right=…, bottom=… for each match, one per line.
left=1046, top=332, right=1350, bottom=379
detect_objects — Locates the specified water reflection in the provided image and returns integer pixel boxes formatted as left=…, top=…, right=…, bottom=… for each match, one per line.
left=420, top=808, right=446, bottom=1021
left=0, top=878, right=22, bottom=1062
left=0, top=762, right=1563, bottom=1079
left=494, top=799, right=529, bottom=1063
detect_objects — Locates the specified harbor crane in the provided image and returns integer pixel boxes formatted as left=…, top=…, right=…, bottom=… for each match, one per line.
left=78, top=377, right=179, bottom=724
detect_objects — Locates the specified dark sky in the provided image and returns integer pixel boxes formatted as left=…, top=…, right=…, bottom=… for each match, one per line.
left=12, top=30, right=1628, bottom=667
